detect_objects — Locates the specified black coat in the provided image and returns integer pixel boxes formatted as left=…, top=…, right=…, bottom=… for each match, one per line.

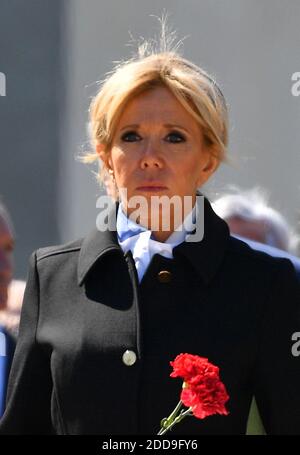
left=236, top=236, right=300, bottom=280
left=0, top=198, right=300, bottom=435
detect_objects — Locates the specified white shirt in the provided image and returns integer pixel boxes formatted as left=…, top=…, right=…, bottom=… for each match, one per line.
left=116, top=202, right=197, bottom=283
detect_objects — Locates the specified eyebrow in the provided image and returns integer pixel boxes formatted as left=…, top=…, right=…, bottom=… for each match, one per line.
left=120, top=123, right=190, bottom=133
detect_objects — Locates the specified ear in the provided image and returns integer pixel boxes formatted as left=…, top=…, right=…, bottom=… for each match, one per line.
left=196, top=151, right=219, bottom=187
left=96, top=143, right=112, bottom=170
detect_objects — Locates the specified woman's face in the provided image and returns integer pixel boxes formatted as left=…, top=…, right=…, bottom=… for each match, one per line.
left=97, top=86, right=218, bottom=227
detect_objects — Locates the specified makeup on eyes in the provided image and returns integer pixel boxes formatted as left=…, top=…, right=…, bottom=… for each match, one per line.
left=120, top=129, right=187, bottom=143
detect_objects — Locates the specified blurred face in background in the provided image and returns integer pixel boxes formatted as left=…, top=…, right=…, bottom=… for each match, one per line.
left=0, top=215, right=14, bottom=310
left=227, top=216, right=270, bottom=245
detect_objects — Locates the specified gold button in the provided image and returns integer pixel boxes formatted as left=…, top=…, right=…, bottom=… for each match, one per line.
left=122, top=350, right=137, bottom=366
left=157, top=270, right=172, bottom=283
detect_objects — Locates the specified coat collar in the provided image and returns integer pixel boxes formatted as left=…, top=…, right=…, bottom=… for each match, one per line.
left=172, top=196, right=230, bottom=284
left=77, top=194, right=230, bottom=286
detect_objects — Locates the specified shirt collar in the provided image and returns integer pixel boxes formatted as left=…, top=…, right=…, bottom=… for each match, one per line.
left=77, top=194, right=230, bottom=286
left=116, top=200, right=197, bottom=247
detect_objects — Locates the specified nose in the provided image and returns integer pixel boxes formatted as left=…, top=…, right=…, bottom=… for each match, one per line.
left=140, top=139, right=164, bottom=169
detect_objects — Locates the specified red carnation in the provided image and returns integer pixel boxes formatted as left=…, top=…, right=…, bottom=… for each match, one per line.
left=158, top=353, right=229, bottom=434
left=170, top=353, right=229, bottom=419
left=170, top=353, right=219, bottom=382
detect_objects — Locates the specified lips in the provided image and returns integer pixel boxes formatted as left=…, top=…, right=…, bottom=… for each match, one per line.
left=137, top=186, right=167, bottom=190
left=136, top=183, right=168, bottom=191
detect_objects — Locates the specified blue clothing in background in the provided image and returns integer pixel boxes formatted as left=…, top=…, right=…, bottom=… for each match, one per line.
left=0, top=326, right=16, bottom=417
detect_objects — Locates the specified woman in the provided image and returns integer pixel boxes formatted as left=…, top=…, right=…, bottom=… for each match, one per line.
left=0, top=48, right=299, bottom=435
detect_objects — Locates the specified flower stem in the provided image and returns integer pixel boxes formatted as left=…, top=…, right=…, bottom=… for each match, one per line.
left=167, top=400, right=183, bottom=422
left=158, top=406, right=193, bottom=435
left=158, top=400, right=183, bottom=435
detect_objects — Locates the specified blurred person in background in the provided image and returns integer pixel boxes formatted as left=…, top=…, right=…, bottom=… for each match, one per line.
left=0, top=201, right=25, bottom=417
left=212, top=187, right=299, bottom=255
left=0, top=201, right=25, bottom=339
left=0, top=326, right=16, bottom=417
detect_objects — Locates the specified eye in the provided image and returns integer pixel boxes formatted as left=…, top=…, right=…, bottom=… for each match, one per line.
left=165, top=131, right=186, bottom=143
left=121, top=131, right=141, bottom=142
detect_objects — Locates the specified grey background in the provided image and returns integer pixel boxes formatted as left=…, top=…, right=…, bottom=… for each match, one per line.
left=0, top=0, right=64, bottom=277
left=1, top=0, right=300, bottom=277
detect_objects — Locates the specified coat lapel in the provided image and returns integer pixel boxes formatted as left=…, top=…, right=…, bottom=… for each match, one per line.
left=173, top=196, right=230, bottom=285
left=77, top=194, right=230, bottom=286
left=77, top=200, right=121, bottom=285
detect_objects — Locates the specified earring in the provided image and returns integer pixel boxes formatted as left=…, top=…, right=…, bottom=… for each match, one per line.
left=108, top=168, right=115, bottom=180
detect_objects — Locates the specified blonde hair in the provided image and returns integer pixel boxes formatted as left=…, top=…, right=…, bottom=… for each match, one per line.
left=82, top=24, right=229, bottom=190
